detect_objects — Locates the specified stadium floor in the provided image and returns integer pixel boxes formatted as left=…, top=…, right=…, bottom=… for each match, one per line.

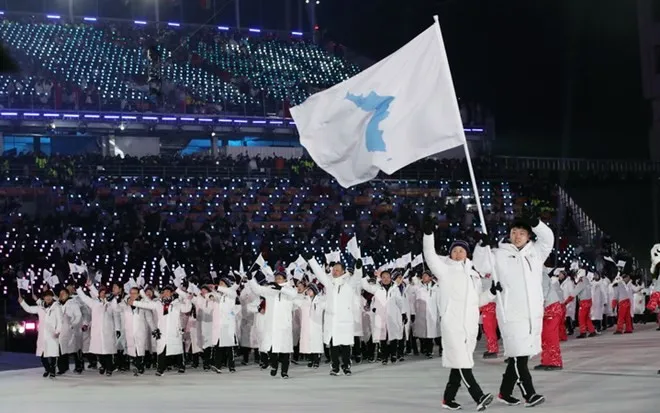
left=0, top=325, right=658, bottom=413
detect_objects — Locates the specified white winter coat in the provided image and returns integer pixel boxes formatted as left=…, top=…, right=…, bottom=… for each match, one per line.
left=411, top=281, right=441, bottom=339
left=634, top=286, right=647, bottom=315
left=590, top=279, right=607, bottom=320
left=71, top=294, right=92, bottom=353
left=183, top=312, right=203, bottom=354
left=292, top=293, right=303, bottom=344
left=472, top=221, right=554, bottom=358
left=424, top=234, right=496, bottom=368
left=207, top=286, right=239, bottom=347
left=248, top=279, right=297, bottom=353
left=239, top=288, right=260, bottom=348
left=561, top=279, right=576, bottom=319
left=113, top=299, right=155, bottom=357
left=309, top=258, right=362, bottom=346
left=55, top=299, right=82, bottom=355
left=20, top=300, right=63, bottom=358
left=360, top=295, right=372, bottom=339
left=542, top=276, right=563, bottom=307
left=246, top=298, right=265, bottom=349
left=361, top=278, right=406, bottom=342
left=76, top=288, right=119, bottom=355
left=294, top=295, right=326, bottom=354
left=192, top=294, right=216, bottom=349
left=132, top=292, right=192, bottom=356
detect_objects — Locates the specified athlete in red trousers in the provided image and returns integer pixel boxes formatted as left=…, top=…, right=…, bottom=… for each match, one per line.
left=480, top=301, right=498, bottom=358
left=573, top=270, right=596, bottom=338
left=535, top=270, right=563, bottom=371
left=613, top=274, right=633, bottom=334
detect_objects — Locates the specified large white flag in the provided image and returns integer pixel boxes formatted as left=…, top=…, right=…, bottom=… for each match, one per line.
left=291, top=17, right=465, bottom=188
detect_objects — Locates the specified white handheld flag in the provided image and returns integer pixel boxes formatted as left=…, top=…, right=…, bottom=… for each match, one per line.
left=291, top=16, right=465, bottom=188
left=411, top=253, right=424, bottom=268
left=17, top=278, right=30, bottom=291
left=346, top=236, right=361, bottom=259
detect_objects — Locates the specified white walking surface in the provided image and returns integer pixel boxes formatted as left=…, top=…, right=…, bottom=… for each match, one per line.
left=1, top=326, right=658, bottom=413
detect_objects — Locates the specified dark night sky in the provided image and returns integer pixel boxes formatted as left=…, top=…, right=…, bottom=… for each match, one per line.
left=318, top=0, right=649, bottom=159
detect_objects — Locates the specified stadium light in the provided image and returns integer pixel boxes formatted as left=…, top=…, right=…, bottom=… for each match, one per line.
left=249, top=28, right=261, bottom=33
left=168, top=22, right=180, bottom=27
left=134, top=20, right=147, bottom=25
left=46, top=15, right=61, bottom=19
left=291, top=31, right=303, bottom=36
left=83, top=17, right=97, bottom=22
left=218, top=26, right=229, bottom=31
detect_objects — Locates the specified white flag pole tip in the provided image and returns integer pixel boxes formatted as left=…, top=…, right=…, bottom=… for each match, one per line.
left=433, top=15, right=439, bottom=23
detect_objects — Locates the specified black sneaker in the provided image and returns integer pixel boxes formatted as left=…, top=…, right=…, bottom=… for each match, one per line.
left=307, top=361, right=314, bottom=368
left=441, top=400, right=461, bottom=410
left=476, top=393, right=494, bottom=411
left=381, top=359, right=388, bottom=365
left=343, top=367, right=352, bottom=376
left=49, top=373, right=56, bottom=379
left=155, top=371, right=164, bottom=377
left=241, top=361, right=248, bottom=366
left=330, top=369, right=340, bottom=376
left=99, top=368, right=105, bottom=375
left=483, top=352, right=497, bottom=359
left=588, top=332, right=598, bottom=337
left=533, top=364, right=547, bottom=370
left=425, top=354, right=433, bottom=359
left=42, top=372, right=49, bottom=378
left=270, top=369, right=278, bottom=377
left=498, top=394, right=521, bottom=406
left=177, top=367, right=185, bottom=373
left=281, top=372, right=289, bottom=379
left=211, top=366, right=222, bottom=374
left=105, top=371, right=112, bottom=377
left=576, top=333, right=587, bottom=339
left=613, top=331, right=622, bottom=335
left=354, top=356, right=362, bottom=364
left=525, top=394, right=545, bottom=407
left=313, top=362, right=320, bottom=369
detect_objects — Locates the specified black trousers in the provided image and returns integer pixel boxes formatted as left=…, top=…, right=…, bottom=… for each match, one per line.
left=202, top=347, right=213, bottom=368
left=407, top=334, right=419, bottom=354
left=352, top=336, right=362, bottom=359
left=269, top=351, right=290, bottom=374
left=420, top=338, right=434, bottom=355
left=132, top=355, right=145, bottom=371
left=40, top=356, right=56, bottom=374
left=379, top=339, right=399, bottom=361
left=157, top=347, right=184, bottom=373
left=444, top=368, right=485, bottom=403
left=361, top=338, right=375, bottom=359
left=293, top=344, right=300, bottom=361
left=241, top=347, right=259, bottom=363
left=500, top=356, right=536, bottom=401
left=259, top=352, right=269, bottom=365
left=593, top=319, right=602, bottom=332
left=329, top=338, right=351, bottom=370
left=214, top=345, right=235, bottom=369
left=565, top=317, right=574, bottom=334
left=98, top=354, right=114, bottom=372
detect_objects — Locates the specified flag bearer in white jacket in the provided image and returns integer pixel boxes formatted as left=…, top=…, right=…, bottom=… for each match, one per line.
left=422, top=226, right=496, bottom=412
left=247, top=271, right=298, bottom=379
left=307, top=257, right=363, bottom=376
left=361, top=269, right=407, bottom=366
left=113, top=287, right=155, bottom=375
left=412, top=270, right=441, bottom=359
left=294, top=283, right=325, bottom=368
left=208, top=277, right=239, bottom=373
left=129, top=285, right=192, bottom=376
left=77, top=283, right=120, bottom=376
left=55, top=288, right=82, bottom=375
left=18, top=290, right=63, bottom=378
left=473, top=217, right=554, bottom=408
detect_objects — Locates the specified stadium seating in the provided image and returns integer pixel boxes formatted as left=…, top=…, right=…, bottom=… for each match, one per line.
left=0, top=18, right=360, bottom=112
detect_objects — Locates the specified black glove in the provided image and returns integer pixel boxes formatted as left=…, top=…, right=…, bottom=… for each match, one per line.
left=372, top=308, right=376, bottom=313
left=402, top=314, right=408, bottom=325
left=410, top=314, right=416, bottom=324
left=490, top=281, right=503, bottom=295
left=422, top=216, right=435, bottom=235
left=302, top=253, right=314, bottom=262
left=476, top=232, right=498, bottom=249
left=152, top=328, right=162, bottom=340
left=246, top=271, right=253, bottom=280
left=528, top=217, right=540, bottom=228
left=115, top=331, right=121, bottom=339
left=355, top=258, right=363, bottom=270
left=270, top=282, right=282, bottom=290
